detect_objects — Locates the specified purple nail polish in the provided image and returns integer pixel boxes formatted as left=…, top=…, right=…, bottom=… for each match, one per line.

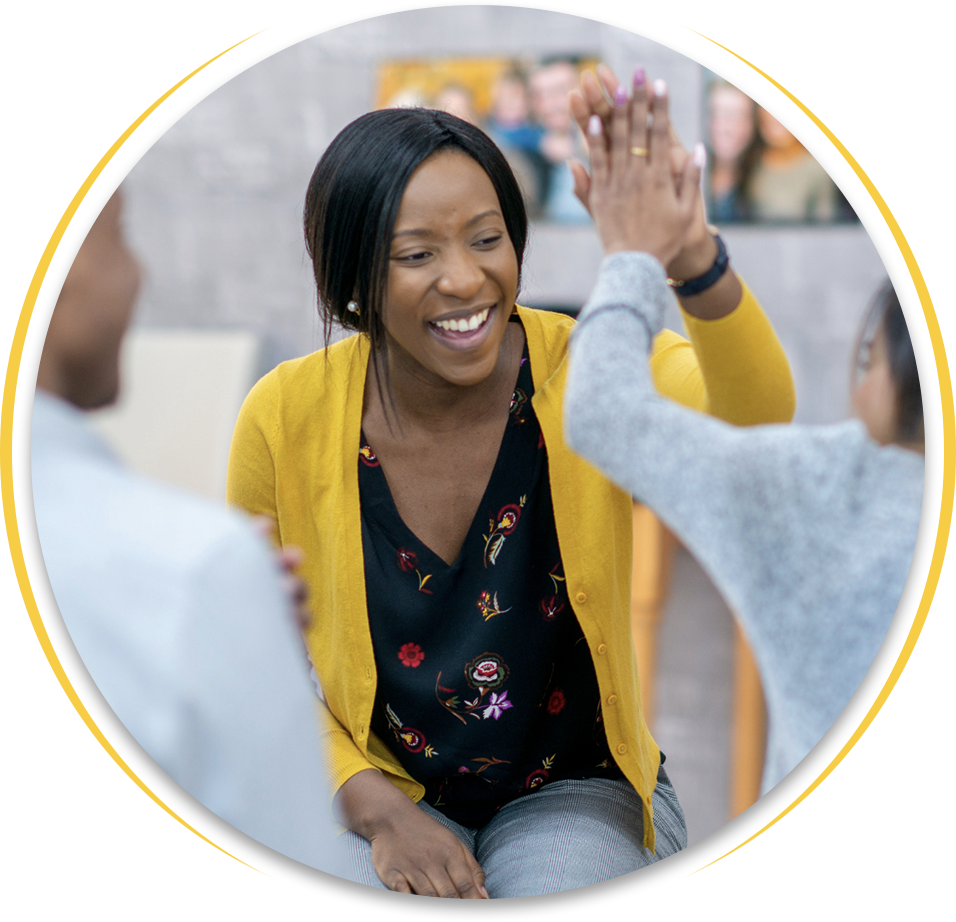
left=633, top=66, right=646, bottom=87
left=614, top=84, right=627, bottom=106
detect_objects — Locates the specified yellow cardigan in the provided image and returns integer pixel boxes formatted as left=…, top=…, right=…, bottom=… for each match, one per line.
left=227, top=284, right=795, bottom=851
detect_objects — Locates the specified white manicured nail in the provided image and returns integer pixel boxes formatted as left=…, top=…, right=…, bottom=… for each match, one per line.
left=694, top=142, right=707, bottom=168
left=654, top=78, right=667, bottom=97
left=588, top=114, right=602, bottom=136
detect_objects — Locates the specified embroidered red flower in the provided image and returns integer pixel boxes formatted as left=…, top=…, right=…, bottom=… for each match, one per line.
left=526, top=769, right=549, bottom=790
left=398, top=642, right=424, bottom=668
left=496, top=504, right=522, bottom=535
left=359, top=443, right=380, bottom=467
left=539, top=596, right=565, bottom=622
left=398, top=727, right=426, bottom=753
left=546, top=688, right=566, bottom=715
left=465, top=653, right=509, bottom=690
left=397, top=548, right=417, bottom=572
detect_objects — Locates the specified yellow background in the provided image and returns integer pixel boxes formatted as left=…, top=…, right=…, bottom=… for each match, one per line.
left=0, top=0, right=956, bottom=922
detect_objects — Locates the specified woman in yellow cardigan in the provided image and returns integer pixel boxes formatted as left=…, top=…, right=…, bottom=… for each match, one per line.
left=228, top=73, right=794, bottom=899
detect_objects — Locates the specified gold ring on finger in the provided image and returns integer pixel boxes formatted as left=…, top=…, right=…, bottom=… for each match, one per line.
left=630, top=146, right=649, bottom=157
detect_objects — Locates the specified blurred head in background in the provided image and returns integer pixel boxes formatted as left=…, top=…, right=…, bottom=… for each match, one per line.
left=37, top=192, right=140, bottom=410
left=757, top=108, right=803, bottom=155
left=708, top=83, right=758, bottom=166
left=490, top=70, right=531, bottom=128
left=436, top=84, right=479, bottom=125
left=529, top=59, right=577, bottom=134
left=852, top=283, right=923, bottom=450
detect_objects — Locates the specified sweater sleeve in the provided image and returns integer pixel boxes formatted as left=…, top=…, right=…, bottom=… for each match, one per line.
left=227, top=372, right=279, bottom=522
left=563, top=253, right=859, bottom=618
left=227, top=368, right=391, bottom=796
left=317, top=698, right=387, bottom=794
left=649, top=278, right=796, bottom=425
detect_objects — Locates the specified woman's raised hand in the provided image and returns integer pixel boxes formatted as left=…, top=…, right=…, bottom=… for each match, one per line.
left=569, top=65, right=690, bottom=205
left=580, top=69, right=703, bottom=267
left=571, top=65, right=723, bottom=283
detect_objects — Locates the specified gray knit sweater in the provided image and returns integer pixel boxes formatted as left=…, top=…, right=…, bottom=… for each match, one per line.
left=564, top=252, right=924, bottom=791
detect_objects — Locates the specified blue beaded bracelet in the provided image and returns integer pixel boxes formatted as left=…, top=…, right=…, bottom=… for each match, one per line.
left=667, top=233, right=729, bottom=296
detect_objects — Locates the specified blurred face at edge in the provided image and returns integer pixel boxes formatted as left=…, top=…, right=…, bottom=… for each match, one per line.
left=529, top=62, right=576, bottom=133
left=851, top=327, right=900, bottom=447
left=39, top=192, right=141, bottom=410
left=708, top=85, right=756, bottom=163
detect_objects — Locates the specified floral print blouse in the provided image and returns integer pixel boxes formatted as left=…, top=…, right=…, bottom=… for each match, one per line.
left=360, top=336, right=624, bottom=828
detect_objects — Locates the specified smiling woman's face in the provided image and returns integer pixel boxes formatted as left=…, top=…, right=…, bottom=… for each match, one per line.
left=382, top=149, right=519, bottom=389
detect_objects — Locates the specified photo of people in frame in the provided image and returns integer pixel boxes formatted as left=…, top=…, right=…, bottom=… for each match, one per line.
left=702, top=73, right=858, bottom=224
left=377, top=56, right=599, bottom=223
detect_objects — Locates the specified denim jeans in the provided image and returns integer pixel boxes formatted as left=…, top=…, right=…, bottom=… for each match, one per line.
left=341, top=764, right=686, bottom=898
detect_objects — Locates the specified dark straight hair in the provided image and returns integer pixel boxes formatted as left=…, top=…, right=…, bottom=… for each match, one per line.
left=857, top=282, right=923, bottom=444
left=303, top=107, right=529, bottom=407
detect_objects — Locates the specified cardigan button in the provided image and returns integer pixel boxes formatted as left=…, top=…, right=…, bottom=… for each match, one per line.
left=597, top=643, right=608, bottom=655
left=616, top=743, right=628, bottom=755
left=606, top=694, right=618, bottom=706
left=575, top=591, right=587, bottom=604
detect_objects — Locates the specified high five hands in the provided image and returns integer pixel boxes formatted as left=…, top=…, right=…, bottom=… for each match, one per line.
left=568, top=65, right=704, bottom=268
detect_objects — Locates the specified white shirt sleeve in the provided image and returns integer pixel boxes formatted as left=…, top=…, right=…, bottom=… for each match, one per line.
left=166, top=522, right=347, bottom=875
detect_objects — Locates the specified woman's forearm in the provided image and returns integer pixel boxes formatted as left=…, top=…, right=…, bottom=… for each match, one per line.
left=333, top=768, right=419, bottom=839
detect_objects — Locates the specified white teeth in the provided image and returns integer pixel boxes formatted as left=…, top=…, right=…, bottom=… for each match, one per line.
left=433, top=307, right=490, bottom=333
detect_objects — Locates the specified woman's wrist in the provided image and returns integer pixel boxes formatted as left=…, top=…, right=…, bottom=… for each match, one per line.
left=675, top=266, right=743, bottom=320
left=334, top=768, right=414, bottom=838
left=666, top=226, right=718, bottom=282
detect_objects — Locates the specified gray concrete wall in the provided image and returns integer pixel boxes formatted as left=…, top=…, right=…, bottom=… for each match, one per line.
left=124, top=6, right=890, bottom=425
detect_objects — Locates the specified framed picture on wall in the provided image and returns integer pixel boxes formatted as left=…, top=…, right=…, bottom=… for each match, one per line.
left=377, top=55, right=599, bottom=224
left=702, top=72, right=858, bottom=224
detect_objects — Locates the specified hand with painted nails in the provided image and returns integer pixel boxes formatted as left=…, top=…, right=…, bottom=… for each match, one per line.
left=569, top=64, right=717, bottom=282
left=579, top=71, right=703, bottom=267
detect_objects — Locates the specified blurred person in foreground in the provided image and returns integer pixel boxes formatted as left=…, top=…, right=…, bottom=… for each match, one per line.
left=564, top=79, right=923, bottom=793
left=31, top=190, right=346, bottom=876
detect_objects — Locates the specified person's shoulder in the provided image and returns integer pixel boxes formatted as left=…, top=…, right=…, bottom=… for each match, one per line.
left=34, top=450, right=274, bottom=623
left=251, top=333, right=363, bottom=394
left=777, top=420, right=923, bottom=512
left=109, top=468, right=264, bottom=571
left=516, top=305, right=576, bottom=343
left=242, top=334, right=364, bottom=414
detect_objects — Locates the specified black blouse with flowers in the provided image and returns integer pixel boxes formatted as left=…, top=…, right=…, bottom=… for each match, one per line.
left=359, top=335, right=624, bottom=828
